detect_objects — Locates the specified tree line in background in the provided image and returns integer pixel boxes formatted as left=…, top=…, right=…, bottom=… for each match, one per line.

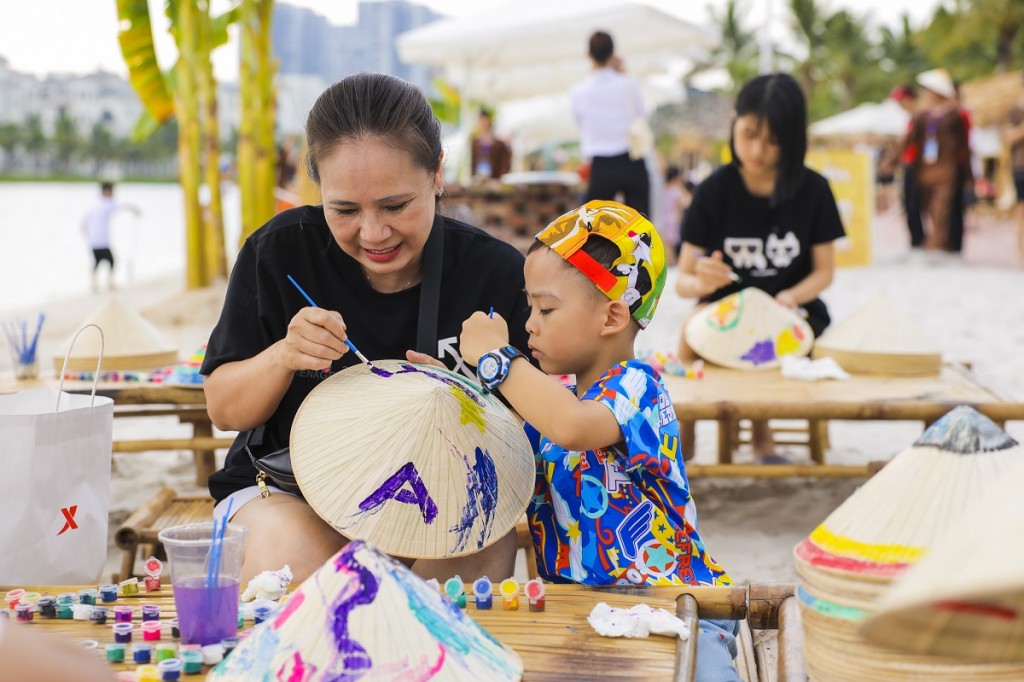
left=698, top=0, right=1024, bottom=121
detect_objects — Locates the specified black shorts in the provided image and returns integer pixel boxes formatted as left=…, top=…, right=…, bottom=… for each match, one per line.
left=92, top=248, right=114, bottom=268
left=1014, top=171, right=1024, bottom=202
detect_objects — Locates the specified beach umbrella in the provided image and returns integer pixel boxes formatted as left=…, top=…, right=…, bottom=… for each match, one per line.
left=863, top=457, right=1024, bottom=662
left=794, top=406, right=1024, bottom=680
left=812, top=296, right=942, bottom=376
left=684, top=288, right=813, bottom=370
left=51, top=297, right=179, bottom=372
left=809, top=99, right=910, bottom=139
left=207, top=540, right=523, bottom=681
left=289, top=360, right=534, bottom=559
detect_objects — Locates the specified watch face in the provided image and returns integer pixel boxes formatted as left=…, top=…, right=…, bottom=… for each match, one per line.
left=478, top=354, right=500, bottom=381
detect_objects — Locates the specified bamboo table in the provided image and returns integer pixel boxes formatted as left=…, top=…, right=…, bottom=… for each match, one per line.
left=1, top=583, right=798, bottom=681
left=663, top=364, right=1024, bottom=476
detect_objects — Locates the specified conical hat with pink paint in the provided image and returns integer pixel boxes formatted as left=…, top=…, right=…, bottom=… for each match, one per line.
left=207, top=540, right=523, bottom=681
left=684, top=287, right=813, bottom=370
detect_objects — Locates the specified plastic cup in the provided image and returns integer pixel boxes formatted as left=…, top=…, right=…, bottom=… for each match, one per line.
left=157, top=522, right=247, bottom=646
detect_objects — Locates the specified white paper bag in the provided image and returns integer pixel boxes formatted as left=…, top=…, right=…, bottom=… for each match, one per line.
left=0, top=386, right=113, bottom=583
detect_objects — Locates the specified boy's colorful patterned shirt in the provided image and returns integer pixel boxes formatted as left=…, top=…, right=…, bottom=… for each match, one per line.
left=526, top=360, right=731, bottom=586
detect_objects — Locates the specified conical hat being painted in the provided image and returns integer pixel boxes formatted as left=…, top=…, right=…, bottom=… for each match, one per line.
left=813, top=296, right=942, bottom=375
left=863, top=456, right=1024, bottom=662
left=207, top=540, right=523, bottom=681
left=685, top=288, right=813, bottom=370
left=290, top=360, right=534, bottom=559
left=794, top=406, right=1023, bottom=581
left=52, top=297, right=179, bottom=371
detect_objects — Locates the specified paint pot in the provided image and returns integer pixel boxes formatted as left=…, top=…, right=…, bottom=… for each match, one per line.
left=56, top=596, right=74, bottom=619
left=473, top=576, right=493, bottom=610
left=500, top=578, right=520, bottom=610
left=157, top=657, right=183, bottom=680
left=236, top=607, right=244, bottom=629
left=425, top=578, right=441, bottom=593
left=37, top=596, right=57, bottom=618
left=180, top=649, right=203, bottom=675
left=14, top=603, right=32, bottom=622
left=20, top=592, right=40, bottom=605
left=144, top=556, right=163, bottom=592
left=116, top=673, right=138, bottom=682
left=525, top=578, right=546, bottom=612
left=99, top=584, right=119, bottom=602
left=120, top=577, right=140, bottom=596
left=142, top=619, right=162, bottom=641
left=105, top=642, right=127, bottom=663
left=136, top=665, right=161, bottom=682
left=444, top=575, right=467, bottom=608
left=79, top=588, right=98, bottom=605
left=4, top=589, right=24, bottom=610
left=113, top=622, right=134, bottom=643
left=252, top=604, right=272, bottom=625
left=219, top=636, right=239, bottom=655
left=72, top=603, right=93, bottom=620
left=141, top=604, right=161, bottom=621
left=155, top=643, right=176, bottom=661
left=114, top=605, right=134, bottom=623
left=90, top=605, right=110, bottom=624
left=169, top=618, right=179, bottom=638
left=201, top=643, right=224, bottom=665
left=133, top=642, right=154, bottom=664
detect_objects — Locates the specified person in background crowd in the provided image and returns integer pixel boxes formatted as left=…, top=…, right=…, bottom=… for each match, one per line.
left=890, top=84, right=925, bottom=254
left=470, top=108, right=512, bottom=182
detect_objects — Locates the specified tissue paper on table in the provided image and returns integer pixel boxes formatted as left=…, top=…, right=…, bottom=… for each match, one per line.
left=588, top=602, right=690, bottom=639
left=240, top=564, right=293, bottom=601
left=780, top=355, right=850, bottom=382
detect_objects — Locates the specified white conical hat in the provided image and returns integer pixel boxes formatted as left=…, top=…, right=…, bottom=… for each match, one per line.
left=52, top=297, right=179, bottom=371
left=864, top=457, right=1024, bottom=662
left=685, top=287, right=813, bottom=370
left=794, top=406, right=1023, bottom=581
left=290, top=360, right=534, bottom=559
left=812, top=296, right=942, bottom=375
left=207, top=540, right=523, bottom=681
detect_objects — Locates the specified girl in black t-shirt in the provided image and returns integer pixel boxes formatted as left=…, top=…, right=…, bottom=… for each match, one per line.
left=675, top=73, right=845, bottom=464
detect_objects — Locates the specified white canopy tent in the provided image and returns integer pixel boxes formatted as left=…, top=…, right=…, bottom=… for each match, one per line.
left=810, top=99, right=910, bottom=138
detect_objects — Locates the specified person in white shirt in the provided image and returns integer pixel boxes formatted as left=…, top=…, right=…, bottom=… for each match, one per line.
left=81, top=181, right=140, bottom=292
left=570, top=31, right=650, bottom=215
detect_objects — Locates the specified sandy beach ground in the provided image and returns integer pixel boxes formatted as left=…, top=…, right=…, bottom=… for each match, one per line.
left=4, top=202, right=1022, bottom=585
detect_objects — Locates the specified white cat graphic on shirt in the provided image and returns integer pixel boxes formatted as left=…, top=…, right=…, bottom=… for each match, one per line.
left=723, top=231, right=800, bottom=274
left=765, top=231, right=800, bottom=268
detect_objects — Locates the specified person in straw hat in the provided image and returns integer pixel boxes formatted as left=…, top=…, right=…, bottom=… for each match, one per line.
left=461, top=200, right=739, bottom=681
left=200, top=73, right=532, bottom=585
left=674, top=73, right=845, bottom=464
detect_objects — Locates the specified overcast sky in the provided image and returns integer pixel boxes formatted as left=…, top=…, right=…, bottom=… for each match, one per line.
left=0, top=0, right=945, bottom=81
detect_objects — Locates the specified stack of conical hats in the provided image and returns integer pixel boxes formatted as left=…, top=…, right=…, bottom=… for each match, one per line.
left=794, top=405, right=1024, bottom=680
left=812, top=296, right=942, bottom=375
left=864, top=455, right=1024, bottom=663
left=685, top=287, right=813, bottom=370
left=207, top=540, right=523, bottom=681
left=52, top=297, right=179, bottom=371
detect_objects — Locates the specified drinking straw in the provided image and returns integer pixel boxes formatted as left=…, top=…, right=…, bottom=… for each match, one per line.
left=286, top=274, right=371, bottom=365
left=205, top=499, right=233, bottom=590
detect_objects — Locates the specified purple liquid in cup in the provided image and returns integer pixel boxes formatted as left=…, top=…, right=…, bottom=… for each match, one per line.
left=172, top=576, right=240, bottom=645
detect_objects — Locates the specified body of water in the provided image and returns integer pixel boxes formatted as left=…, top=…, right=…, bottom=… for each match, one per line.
left=0, top=182, right=241, bottom=314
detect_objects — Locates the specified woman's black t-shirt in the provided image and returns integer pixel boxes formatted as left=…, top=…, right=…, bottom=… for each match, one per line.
left=682, top=163, right=845, bottom=334
left=201, top=205, right=531, bottom=502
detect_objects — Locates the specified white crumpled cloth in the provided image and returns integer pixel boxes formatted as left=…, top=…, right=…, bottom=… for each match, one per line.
left=241, top=564, right=293, bottom=602
left=780, top=355, right=851, bottom=381
left=587, top=602, right=690, bottom=639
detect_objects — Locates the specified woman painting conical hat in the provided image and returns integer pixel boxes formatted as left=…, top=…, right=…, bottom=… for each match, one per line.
left=684, top=287, right=813, bottom=370
left=207, top=540, right=523, bottom=681
left=290, top=360, right=534, bottom=559
left=863, top=456, right=1024, bottom=663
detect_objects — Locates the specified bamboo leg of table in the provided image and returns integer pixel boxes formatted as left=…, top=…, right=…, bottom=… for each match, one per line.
left=777, top=596, right=807, bottom=682
left=675, top=593, right=699, bottom=682
left=717, top=419, right=735, bottom=465
left=182, top=416, right=217, bottom=486
left=808, top=420, right=827, bottom=465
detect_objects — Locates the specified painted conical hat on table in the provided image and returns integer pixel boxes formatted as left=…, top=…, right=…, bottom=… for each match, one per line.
left=290, top=360, right=534, bottom=559
left=863, top=456, right=1024, bottom=662
left=812, top=296, right=942, bottom=375
left=684, top=287, right=813, bottom=370
left=207, top=540, right=523, bottom=681
left=52, top=297, right=179, bottom=371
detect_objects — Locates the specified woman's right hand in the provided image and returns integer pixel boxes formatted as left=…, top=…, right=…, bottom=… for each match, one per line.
left=278, top=306, right=349, bottom=371
left=695, top=250, right=737, bottom=295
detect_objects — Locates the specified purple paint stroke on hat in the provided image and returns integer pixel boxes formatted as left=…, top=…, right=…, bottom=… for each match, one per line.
left=740, top=339, right=776, bottom=366
left=449, top=447, right=499, bottom=553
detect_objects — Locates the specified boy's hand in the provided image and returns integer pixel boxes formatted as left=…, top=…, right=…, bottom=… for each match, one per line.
left=460, top=311, right=509, bottom=366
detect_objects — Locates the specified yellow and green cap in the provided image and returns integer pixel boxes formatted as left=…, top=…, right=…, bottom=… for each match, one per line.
left=535, top=200, right=666, bottom=329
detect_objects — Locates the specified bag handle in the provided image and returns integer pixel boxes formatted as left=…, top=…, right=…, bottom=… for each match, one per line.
left=56, top=323, right=105, bottom=411
left=415, top=214, right=445, bottom=355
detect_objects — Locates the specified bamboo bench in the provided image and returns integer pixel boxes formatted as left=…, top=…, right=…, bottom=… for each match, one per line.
left=113, top=487, right=214, bottom=582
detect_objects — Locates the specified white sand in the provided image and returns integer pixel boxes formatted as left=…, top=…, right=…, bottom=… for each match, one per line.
left=3, top=205, right=1022, bottom=585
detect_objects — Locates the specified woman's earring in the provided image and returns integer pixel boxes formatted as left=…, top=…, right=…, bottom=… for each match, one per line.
left=436, top=185, right=445, bottom=198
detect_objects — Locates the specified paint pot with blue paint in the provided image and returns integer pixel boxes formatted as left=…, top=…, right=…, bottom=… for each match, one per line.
left=180, top=649, right=203, bottom=675
left=113, top=622, right=134, bottom=643
left=105, top=643, right=126, bottom=663
left=252, top=604, right=272, bottom=625
left=14, top=603, right=32, bottom=622
left=37, top=596, right=57, bottom=618
left=141, top=604, right=160, bottom=621
left=444, top=575, right=467, bottom=608
left=473, top=576, right=493, bottom=609
left=79, top=588, right=98, bottom=605
left=56, top=595, right=74, bottom=619
left=157, top=657, right=182, bottom=680
left=169, top=617, right=179, bottom=638
left=90, top=605, right=109, bottom=624
left=219, top=636, right=239, bottom=655
left=99, top=584, right=119, bottom=602
left=132, top=642, right=154, bottom=664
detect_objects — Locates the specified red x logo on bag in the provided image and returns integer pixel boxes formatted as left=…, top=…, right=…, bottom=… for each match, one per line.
left=57, top=506, right=79, bottom=535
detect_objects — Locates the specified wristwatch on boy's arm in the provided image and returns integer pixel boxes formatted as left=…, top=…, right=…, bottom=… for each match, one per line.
left=476, top=345, right=526, bottom=391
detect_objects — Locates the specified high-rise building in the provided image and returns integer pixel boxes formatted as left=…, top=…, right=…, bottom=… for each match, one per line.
left=272, top=1, right=440, bottom=90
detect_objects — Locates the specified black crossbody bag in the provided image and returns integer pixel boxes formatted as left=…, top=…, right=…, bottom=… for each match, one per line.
left=245, top=217, right=446, bottom=495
